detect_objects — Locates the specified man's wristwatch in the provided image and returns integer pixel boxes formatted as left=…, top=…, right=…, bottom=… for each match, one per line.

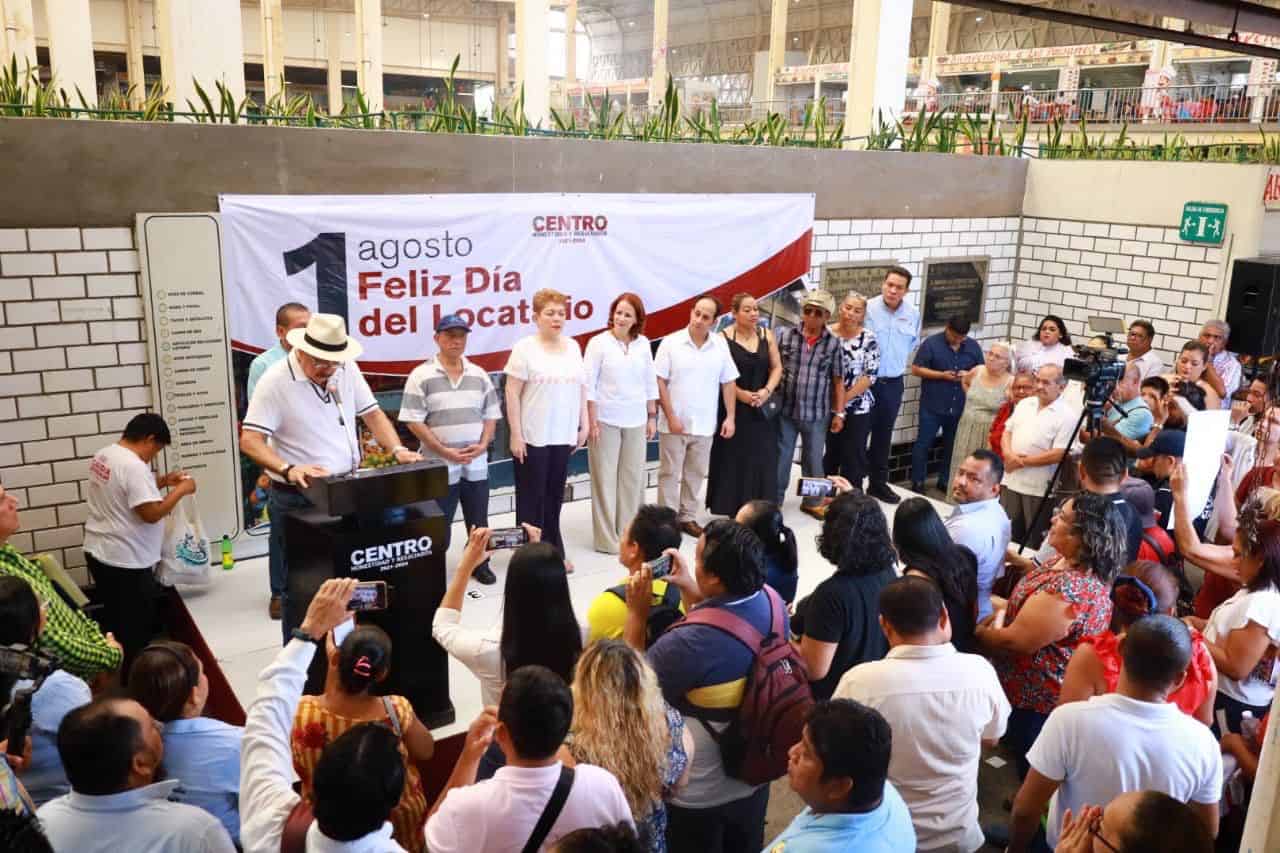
left=290, top=627, right=321, bottom=644
left=280, top=464, right=294, bottom=481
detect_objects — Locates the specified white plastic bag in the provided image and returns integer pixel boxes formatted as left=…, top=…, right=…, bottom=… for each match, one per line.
left=156, top=496, right=212, bottom=588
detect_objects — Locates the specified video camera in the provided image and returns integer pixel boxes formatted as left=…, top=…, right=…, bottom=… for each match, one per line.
left=1, top=643, right=59, bottom=762
left=1062, top=316, right=1130, bottom=433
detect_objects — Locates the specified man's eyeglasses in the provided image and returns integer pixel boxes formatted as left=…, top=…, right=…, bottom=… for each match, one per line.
left=802, top=307, right=825, bottom=317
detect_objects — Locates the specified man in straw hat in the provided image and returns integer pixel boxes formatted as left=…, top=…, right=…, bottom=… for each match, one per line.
left=241, top=313, right=421, bottom=634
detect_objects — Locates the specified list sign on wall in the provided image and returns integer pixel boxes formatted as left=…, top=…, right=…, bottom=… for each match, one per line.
left=137, top=214, right=245, bottom=548
left=921, top=257, right=989, bottom=329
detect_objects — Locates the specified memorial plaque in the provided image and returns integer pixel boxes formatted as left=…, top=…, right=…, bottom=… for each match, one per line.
left=820, top=261, right=899, bottom=304
left=921, top=257, right=988, bottom=329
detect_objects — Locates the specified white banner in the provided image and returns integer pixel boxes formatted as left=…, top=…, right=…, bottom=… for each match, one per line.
left=220, top=193, right=815, bottom=372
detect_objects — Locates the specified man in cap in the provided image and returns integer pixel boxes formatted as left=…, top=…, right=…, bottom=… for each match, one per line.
left=909, top=314, right=984, bottom=495
left=399, top=314, right=502, bottom=584
left=1120, top=476, right=1176, bottom=566
left=1135, top=429, right=1186, bottom=532
left=241, top=313, right=422, bottom=630
left=774, top=289, right=846, bottom=518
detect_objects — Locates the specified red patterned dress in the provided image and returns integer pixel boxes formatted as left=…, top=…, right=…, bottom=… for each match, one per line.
left=995, top=559, right=1113, bottom=714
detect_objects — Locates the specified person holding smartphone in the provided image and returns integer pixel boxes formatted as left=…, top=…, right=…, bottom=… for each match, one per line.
left=909, top=315, right=984, bottom=497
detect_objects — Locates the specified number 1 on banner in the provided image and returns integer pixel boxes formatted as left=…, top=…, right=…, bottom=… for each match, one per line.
left=284, top=233, right=349, bottom=322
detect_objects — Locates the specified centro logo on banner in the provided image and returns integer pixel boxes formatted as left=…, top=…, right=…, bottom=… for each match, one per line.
left=531, top=214, right=609, bottom=239
left=349, top=536, right=434, bottom=572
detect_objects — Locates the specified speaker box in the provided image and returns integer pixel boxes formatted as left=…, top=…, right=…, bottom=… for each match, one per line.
left=1225, top=257, right=1280, bottom=358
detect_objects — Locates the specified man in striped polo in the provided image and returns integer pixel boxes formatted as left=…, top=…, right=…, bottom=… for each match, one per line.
left=399, top=314, right=502, bottom=584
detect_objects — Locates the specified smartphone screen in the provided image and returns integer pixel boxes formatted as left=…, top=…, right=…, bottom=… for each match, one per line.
left=347, top=581, right=387, bottom=611
left=797, top=477, right=836, bottom=499
left=489, top=526, right=529, bottom=550
left=644, top=553, right=673, bottom=580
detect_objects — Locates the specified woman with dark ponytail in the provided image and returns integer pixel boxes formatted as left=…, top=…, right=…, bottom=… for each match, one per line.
left=892, top=497, right=980, bottom=653
left=1058, top=561, right=1217, bottom=725
left=291, top=625, right=434, bottom=852
left=735, top=500, right=799, bottom=604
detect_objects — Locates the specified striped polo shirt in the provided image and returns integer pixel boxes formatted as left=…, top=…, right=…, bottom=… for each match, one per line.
left=398, top=356, right=501, bottom=483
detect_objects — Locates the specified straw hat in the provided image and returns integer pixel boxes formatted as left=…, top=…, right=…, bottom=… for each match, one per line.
left=285, top=313, right=363, bottom=362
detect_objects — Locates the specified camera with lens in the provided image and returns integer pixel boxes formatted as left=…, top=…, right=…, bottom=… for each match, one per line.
left=1, top=643, right=59, bottom=762
left=1062, top=318, right=1130, bottom=431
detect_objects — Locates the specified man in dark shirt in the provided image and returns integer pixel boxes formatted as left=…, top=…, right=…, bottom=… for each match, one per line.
left=1136, top=429, right=1186, bottom=532
left=909, top=315, right=984, bottom=494
left=626, top=519, right=779, bottom=853
left=1079, top=436, right=1143, bottom=564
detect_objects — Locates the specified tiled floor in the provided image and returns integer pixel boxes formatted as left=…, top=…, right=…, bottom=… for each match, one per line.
left=183, top=469, right=1019, bottom=844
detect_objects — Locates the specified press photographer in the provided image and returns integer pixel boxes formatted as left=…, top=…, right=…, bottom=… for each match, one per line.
left=0, top=576, right=90, bottom=806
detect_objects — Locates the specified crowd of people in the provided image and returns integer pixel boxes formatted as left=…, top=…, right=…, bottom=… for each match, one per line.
left=1, top=268, right=1278, bottom=853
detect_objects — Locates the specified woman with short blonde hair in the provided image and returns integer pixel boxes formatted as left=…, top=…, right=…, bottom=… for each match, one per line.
left=505, top=287, right=589, bottom=557
left=564, top=639, right=691, bottom=852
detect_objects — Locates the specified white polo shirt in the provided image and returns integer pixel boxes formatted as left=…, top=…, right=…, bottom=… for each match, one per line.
left=834, top=644, right=1010, bottom=853
left=82, top=443, right=165, bottom=569
left=242, top=351, right=379, bottom=481
left=584, top=331, right=659, bottom=429
left=424, top=762, right=633, bottom=853
left=1029, top=693, right=1221, bottom=848
left=653, top=328, right=739, bottom=437
left=1002, top=394, right=1080, bottom=495
left=1127, top=349, right=1165, bottom=382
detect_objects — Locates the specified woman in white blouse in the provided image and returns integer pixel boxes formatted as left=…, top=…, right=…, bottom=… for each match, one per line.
left=1174, top=470, right=1280, bottom=735
left=1014, top=314, right=1074, bottom=374
left=504, top=288, right=589, bottom=558
left=584, top=293, right=659, bottom=553
left=432, top=526, right=585, bottom=778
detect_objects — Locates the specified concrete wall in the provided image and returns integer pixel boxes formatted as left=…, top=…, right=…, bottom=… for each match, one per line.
left=0, top=118, right=1030, bottom=228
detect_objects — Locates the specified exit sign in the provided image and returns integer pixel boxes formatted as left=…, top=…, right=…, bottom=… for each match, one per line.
left=1179, top=202, right=1227, bottom=245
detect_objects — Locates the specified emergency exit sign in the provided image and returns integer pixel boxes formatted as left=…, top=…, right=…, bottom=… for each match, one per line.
left=1179, top=202, right=1227, bottom=245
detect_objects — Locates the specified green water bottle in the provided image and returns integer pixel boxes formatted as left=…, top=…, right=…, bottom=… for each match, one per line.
left=220, top=535, right=234, bottom=571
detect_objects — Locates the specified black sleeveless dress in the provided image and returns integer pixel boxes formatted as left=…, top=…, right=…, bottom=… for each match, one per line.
left=706, top=329, right=779, bottom=516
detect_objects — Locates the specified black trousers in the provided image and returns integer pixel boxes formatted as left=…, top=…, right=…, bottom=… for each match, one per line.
left=666, top=785, right=769, bottom=853
left=866, top=376, right=905, bottom=489
left=514, top=444, right=571, bottom=555
left=85, top=552, right=161, bottom=682
left=823, top=411, right=872, bottom=488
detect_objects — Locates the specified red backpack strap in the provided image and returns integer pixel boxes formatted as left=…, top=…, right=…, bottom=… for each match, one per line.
left=674, top=588, right=779, bottom=651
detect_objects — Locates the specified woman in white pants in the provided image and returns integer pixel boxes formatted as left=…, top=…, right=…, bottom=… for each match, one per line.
left=585, top=293, right=659, bottom=553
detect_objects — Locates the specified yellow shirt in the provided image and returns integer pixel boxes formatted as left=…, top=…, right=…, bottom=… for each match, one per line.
left=586, top=578, right=686, bottom=643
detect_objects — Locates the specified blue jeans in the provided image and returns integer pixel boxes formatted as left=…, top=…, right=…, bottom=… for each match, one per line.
left=776, top=414, right=830, bottom=507
left=267, top=486, right=314, bottom=643
left=910, top=407, right=962, bottom=487
left=438, top=477, right=490, bottom=574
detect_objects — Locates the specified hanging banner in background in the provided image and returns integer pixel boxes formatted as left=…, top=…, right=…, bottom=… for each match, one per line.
left=220, top=193, right=815, bottom=372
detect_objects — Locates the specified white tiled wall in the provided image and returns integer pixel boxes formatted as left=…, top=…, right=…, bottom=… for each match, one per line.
left=809, top=216, right=1023, bottom=445
left=0, top=227, right=147, bottom=583
left=0, top=213, right=1229, bottom=570
left=1014, top=218, right=1222, bottom=367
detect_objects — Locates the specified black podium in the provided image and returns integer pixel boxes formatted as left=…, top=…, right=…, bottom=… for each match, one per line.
left=283, top=462, right=455, bottom=728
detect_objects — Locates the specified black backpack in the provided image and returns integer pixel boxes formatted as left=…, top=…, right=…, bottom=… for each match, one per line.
left=607, top=581, right=684, bottom=648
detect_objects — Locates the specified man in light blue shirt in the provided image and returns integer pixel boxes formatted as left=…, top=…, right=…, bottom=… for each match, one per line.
left=763, top=699, right=915, bottom=853
left=245, top=302, right=310, bottom=401
left=945, top=449, right=1012, bottom=620
left=864, top=267, right=920, bottom=505
left=1097, top=361, right=1154, bottom=443
left=244, top=302, right=309, bottom=620
left=37, top=697, right=236, bottom=853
